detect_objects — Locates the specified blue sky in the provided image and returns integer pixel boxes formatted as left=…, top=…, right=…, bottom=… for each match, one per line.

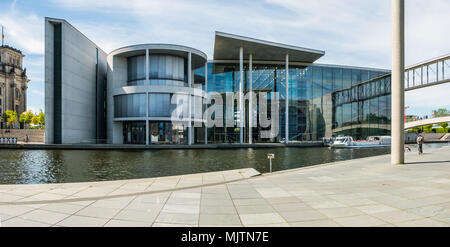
left=0, top=0, right=449, bottom=117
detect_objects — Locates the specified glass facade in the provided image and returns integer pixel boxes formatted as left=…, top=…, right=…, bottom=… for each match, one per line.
left=114, top=94, right=146, bottom=118
left=332, top=74, right=391, bottom=139
left=123, top=121, right=146, bottom=144
left=149, top=121, right=188, bottom=144
left=205, top=62, right=390, bottom=143
left=116, top=60, right=390, bottom=145
left=127, top=55, right=187, bottom=87
left=127, top=56, right=146, bottom=86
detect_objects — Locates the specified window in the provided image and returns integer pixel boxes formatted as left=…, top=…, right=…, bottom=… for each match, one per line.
left=114, top=94, right=146, bottom=118
left=127, top=55, right=146, bottom=86
left=148, top=93, right=179, bottom=118
left=149, top=55, right=185, bottom=86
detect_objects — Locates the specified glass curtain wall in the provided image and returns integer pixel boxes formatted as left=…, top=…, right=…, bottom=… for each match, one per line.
left=206, top=62, right=390, bottom=143
left=127, top=55, right=187, bottom=87
left=149, top=55, right=186, bottom=87
left=206, top=63, right=241, bottom=143
left=123, top=121, right=146, bottom=144
left=193, top=65, right=206, bottom=144
left=127, top=56, right=146, bottom=86
left=114, top=94, right=146, bottom=118
left=332, top=74, right=391, bottom=139
left=149, top=121, right=188, bottom=144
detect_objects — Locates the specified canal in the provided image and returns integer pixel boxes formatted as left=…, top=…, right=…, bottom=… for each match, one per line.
left=0, top=143, right=445, bottom=184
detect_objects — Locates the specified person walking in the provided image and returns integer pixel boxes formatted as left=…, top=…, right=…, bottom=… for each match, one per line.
left=416, top=134, right=425, bottom=155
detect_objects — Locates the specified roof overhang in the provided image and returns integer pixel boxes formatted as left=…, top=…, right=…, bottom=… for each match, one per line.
left=213, top=31, right=325, bottom=63
left=109, top=44, right=207, bottom=69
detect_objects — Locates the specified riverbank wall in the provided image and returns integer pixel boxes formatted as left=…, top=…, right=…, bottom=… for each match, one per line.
left=0, top=142, right=323, bottom=150
left=0, top=129, right=44, bottom=143
left=405, top=132, right=450, bottom=144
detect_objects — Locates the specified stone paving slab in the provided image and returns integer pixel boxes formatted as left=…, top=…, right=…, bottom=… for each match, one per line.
left=1, top=147, right=450, bottom=227
left=0, top=168, right=260, bottom=204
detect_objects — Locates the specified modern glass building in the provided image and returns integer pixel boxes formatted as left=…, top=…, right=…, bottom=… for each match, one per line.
left=45, top=18, right=391, bottom=145
left=203, top=62, right=390, bottom=144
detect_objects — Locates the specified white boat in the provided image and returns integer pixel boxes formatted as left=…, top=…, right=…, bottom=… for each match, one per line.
left=330, top=136, right=391, bottom=149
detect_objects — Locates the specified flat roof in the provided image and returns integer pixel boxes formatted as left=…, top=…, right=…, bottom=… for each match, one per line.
left=213, top=31, right=325, bottom=63
left=108, top=44, right=207, bottom=69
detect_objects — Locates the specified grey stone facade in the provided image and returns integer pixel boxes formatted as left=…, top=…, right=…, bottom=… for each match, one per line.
left=45, top=17, right=107, bottom=144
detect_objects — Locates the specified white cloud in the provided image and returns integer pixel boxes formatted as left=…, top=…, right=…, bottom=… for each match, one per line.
left=0, top=3, right=44, bottom=55
left=29, top=89, right=44, bottom=97
left=2, top=0, right=449, bottom=115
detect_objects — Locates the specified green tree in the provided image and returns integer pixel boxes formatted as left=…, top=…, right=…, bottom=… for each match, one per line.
left=432, top=108, right=450, bottom=118
left=38, top=110, right=45, bottom=128
left=423, top=124, right=433, bottom=133
left=19, top=112, right=26, bottom=127
left=439, top=122, right=449, bottom=132
left=31, top=115, right=40, bottom=126
left=4, top=110, right=18, bottom=128
left=19, top=111, right=34, bottom=128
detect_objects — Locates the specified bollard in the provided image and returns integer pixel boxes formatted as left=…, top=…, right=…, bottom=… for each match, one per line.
left=267, top=154, right=275, bottom=173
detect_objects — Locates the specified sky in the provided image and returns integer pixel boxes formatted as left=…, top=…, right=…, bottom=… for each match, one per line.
left=0, top=0, right=449, bottom=117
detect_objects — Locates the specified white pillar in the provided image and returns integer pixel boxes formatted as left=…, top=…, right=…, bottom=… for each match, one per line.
left=391, top=0, right=405, bottom=165
left=205, top=62, right=208, bottom=145
left=188, top=52, right=192, bottom=145
left=249, top=54, right=253, bottom=144
left=145, top=49, right=149, bottom=145
left=285, top=54, right=289, bottom=144
left=239, top=47, right=244, bottom=144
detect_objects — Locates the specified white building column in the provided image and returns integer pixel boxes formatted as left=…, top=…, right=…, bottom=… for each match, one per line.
left=188, top=52, right=192, bottom=145
left=391, top=0, right=405, bottom=165
left=285, top=54, right=289, bottom=144
left=239, top=47, right=244, bottom=144
left=205, top=62, right=208, bottom=144
left=145, top=49, right=150, bottom=145
left=249, top=54, right=253, bottom=144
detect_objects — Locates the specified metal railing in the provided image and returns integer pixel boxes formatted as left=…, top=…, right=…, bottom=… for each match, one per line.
left=405, top=54, right=450, bottom=91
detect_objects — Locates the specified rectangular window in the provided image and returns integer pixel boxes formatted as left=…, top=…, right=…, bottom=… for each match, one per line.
left=53, top=23, right=62, bottom=144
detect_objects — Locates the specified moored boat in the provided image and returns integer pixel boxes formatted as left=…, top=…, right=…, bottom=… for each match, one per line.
left=330, top=136, right=391, bottom=149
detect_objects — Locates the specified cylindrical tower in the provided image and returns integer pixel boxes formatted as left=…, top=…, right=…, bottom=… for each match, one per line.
left=106, top=44, right=207, bottom=145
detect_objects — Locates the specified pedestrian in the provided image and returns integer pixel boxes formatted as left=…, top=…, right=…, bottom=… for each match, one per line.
left=25, top=134, right=29, bottom=143
left=416, top=134, right=425, bottom=155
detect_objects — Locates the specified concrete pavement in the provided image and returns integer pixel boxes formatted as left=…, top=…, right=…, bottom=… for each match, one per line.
left=0, top=147, right=449, bottom=227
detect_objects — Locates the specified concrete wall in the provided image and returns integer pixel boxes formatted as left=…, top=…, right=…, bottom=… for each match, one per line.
left=45, top=18, right=107, bottom=144
left=44, top=19, right=54, bottom=144
left=405, top=132, right=446, bottom=143
left=0, top=129, right=45, bottom=143
left=106, top=55, right=127, bottom=144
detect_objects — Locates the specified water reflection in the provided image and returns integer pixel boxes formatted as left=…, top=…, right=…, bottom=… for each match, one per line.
left=0, top=146, right=411, bottom=184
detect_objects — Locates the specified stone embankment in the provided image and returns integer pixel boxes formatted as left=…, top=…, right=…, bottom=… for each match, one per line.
left=0, top=129, right=44, bottom=143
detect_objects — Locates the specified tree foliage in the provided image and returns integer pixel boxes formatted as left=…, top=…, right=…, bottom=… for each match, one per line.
left=4, top=110, right=17, bottom=127
left=439, top=122, right=449, bottom=132
left=2, top=110, right=45, bottom=129
left=432, top=108, right=450, bottom=118
left=38, top=110, right=45, bottom=127
left=19, top=111, right=34, bottom=126
left=422, top=124, right=433, bottom=133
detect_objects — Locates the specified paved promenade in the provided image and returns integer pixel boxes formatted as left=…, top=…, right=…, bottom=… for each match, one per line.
left=0, top=147, right=449, bottom=227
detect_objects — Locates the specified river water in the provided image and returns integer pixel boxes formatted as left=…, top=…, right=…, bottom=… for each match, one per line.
left=0, top=143, right=446, bottom=184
